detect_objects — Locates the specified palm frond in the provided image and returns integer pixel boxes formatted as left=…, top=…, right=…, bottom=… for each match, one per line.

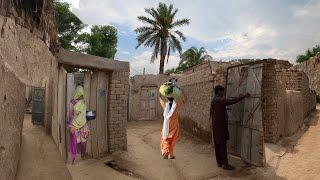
left=201, top=54, right=213, bottom=61
left=166, top=46, right=171, bottom=63
left=170, top=34, right=182, bottom=55
left=137, top=16, right=157, bottom=26
left=134, top=26, right=155, bottom=33
left=174, top=30, right=186, bottom=41
left=136, top=31, right=155, bottom=48
left=151, top=39, right=160, bottom=63
left=145, top=7, right=158, bottom=19
left=171, top=9, right=178, bottom=18
left=171, top=19, right=190, bottom=27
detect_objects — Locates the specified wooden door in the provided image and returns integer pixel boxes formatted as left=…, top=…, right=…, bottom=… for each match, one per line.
left=241, top=64, right=265, bottom=166
left=89, top=72, right=99, bottom=158
left=57, top=66, right=67, bottom=161
left=84, top=72, right=92, bottom=156
left=140, top=87, right=149, bottom=120
left=96, top=71, right=108, bottom=156
left=139, top=86, right=157, bottom=120
left=65, top=73, right=76, bottom=160
left=88, top=71, right=108, bottom=158
left=226, top=66, right=248, bottom=156
left=149, top=88, right=157, bottom=118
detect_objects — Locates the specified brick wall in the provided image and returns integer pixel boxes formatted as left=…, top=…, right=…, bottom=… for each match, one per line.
left=108, top=70, right=130, bottom=152
left=177, top=61, right=231, bottom=142
left=129, top=74, right=173, bottom=121
left=263, top=62, right=316, bottom=142
left=294, top=53, right=320, bottom=99
left=178, top=63, right=214, bottom=142
left=261, top=61, right=282, bottom=142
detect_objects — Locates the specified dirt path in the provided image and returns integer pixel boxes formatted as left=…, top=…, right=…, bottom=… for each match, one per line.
left=16, top=114, right=72, bottom=180
left=114, top=109, right=320, bottom=180
left=16, top=106, right=320, bottom=180
left=271, top=106, right=320, bottom=179
left=112, top=120, right=274, bottom=180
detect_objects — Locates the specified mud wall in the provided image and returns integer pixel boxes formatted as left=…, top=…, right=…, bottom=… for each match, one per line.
left=129, top=74, right=173, bottom=121
left=0, top=1, right=59, bottom=178
left=0, top=0, right=57, bottom=49
left=0, top=14, right=58, bottom=133
left=177, top=61, right=231, bottom=142
left=0, top=61, right=26, bottom=180
left=263, top=62, right=316, bottom=143
left=294, top=53, right=320, bottom=100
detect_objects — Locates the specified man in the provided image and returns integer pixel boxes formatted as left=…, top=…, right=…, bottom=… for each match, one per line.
left=210, top=85, right=250, bottom=170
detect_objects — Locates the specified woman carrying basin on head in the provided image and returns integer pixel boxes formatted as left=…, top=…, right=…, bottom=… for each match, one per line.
left=159, top=80, right=187, bottom=159
left=68, top=86, right=89, bottom=164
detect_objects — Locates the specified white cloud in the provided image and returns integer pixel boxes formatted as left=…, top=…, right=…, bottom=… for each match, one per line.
left=130, top=51, right=180, bottom=76
left=65, top=0, right=320, bottom=64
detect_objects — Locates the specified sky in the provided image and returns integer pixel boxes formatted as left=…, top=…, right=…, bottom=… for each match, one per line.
left=63, top=0, right=320, bottom=75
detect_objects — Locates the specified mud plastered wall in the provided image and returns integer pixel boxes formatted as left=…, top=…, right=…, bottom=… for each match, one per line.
left=294, top=53, right=320, bottom=99
left=129, top=74, right=173, bottom=121
left=0, top=61, right=26, bottom=180
left=0, top=14, right=58, bottom=133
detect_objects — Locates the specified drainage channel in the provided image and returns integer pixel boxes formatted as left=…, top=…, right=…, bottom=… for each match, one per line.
left=105, top=160, right=146, bottom=180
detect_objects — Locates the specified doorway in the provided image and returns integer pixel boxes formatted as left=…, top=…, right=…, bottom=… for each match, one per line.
left=139, top=86, right=158, bottom=120
left=56, top=66, right=110, bottom=161
left=226, top=63, right=265, bottom=166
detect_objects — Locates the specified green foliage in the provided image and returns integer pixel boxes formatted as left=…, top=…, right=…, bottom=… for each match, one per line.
left=53, top=0, right=86, bottom=51
left=167, top=47, right=212, bottom=74
left=135, top=3, right=190, bottom=74
left=296, top=45, right=320, bottom=63
left=77, top=25, right=118, bottom=58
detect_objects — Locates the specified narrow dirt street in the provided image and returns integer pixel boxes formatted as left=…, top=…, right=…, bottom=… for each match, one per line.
left=16, top=114, right=72, bottom=180
left=111, top=120, right=277, bottom=180
left=111, top=106, right=320, bottom=180
left=16, top=107, right=320, bottom=180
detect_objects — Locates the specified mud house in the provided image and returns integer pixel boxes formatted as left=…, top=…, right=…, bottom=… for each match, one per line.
left=0, top=1, right=129, bottom=179
left=177, top=60, right=316, bottom=166
left=53, top=49, right=130, bottom=160
left=129, top=74, right=174, bottom=121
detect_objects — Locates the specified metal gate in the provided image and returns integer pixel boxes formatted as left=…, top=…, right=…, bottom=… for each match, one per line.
left=226, top=63, right=265, bottom=166
left=32, top=87, right=45, bottom=125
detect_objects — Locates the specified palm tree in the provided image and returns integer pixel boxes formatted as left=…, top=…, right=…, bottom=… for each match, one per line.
left=135, top=3, right=190, bottom=74
left=179, top=46, right=212, bottom=68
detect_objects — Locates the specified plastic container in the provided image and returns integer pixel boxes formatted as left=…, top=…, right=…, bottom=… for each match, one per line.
left=159, top=82, right=181, bottom=99
left=86, top=110, right=96, bottom=121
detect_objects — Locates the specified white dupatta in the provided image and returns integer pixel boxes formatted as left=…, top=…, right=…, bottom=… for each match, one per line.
left=162, top=101, right=177, bottom=139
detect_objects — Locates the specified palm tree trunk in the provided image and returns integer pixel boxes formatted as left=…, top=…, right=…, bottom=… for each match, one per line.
left=159, top=55, right=165, bottom=74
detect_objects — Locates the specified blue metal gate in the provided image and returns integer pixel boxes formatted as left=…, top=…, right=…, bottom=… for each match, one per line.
left=32, top=87, right=45, bottom=125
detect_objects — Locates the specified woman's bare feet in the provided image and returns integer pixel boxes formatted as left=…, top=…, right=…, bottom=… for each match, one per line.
left=163, top=152, right=169, bottom=159
left=169, top=156, right=175, bottom=159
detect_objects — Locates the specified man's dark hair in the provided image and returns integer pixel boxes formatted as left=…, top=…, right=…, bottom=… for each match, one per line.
left=214, top=85, right=225, bottom=95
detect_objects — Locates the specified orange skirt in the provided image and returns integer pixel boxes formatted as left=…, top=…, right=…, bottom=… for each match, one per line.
left=161, top=126, right=179, bottom=158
